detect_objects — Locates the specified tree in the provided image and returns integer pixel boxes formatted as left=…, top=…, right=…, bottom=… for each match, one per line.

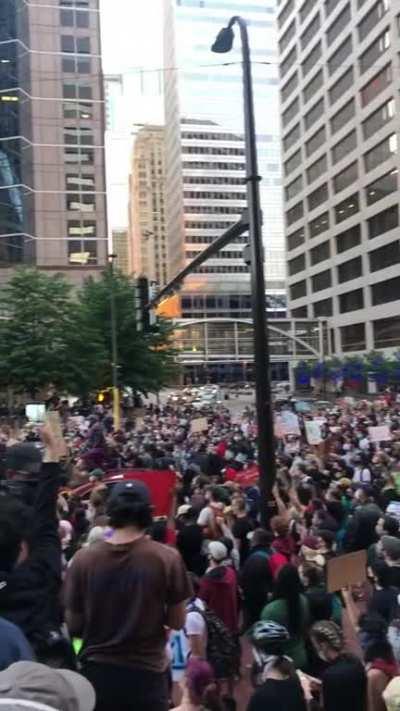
left=0, top=268, right=74, bottom=396
left=76, top=269, right=177, bottom=394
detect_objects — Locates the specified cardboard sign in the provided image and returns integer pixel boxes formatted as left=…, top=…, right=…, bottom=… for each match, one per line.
left=305, top=420, right=323, bottom=445
left=368, top=425, right=392, bottom=443
left=45, top=411, right=68, bottom=459
left=327, top=550, right=367, bottom=593
left=190, top=417, right=208, bottom=434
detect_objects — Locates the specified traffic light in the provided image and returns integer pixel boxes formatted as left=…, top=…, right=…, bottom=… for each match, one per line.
left=136, top=277, right=157, bottom=332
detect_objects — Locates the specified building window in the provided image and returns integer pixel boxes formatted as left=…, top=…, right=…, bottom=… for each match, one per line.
left=305, top=126, right=326, bottom=158
left=362, top=98, right=395, bottom=141
left=339, top=288, right=364, bottom=313
left=365, top=169, right=398, bottom=205
left=300, top=0, right=318, bottom=23
left=313, top=298, right=333, bottom=317
left=360, top=63, right=392, bottom=107
left=327, top=4, right=351, bottom=45
left=63, top=101, right=92, bottom=119
left=304, top=97, right=324, bottom=131
left=67, top=193, right=95, bottom=212
left=279, top=19, right=296, bottom=54
left=281, top=71, right=298, bottom=103
left=325, top=0, right=341, bottom=17
left=335, top=224, right=361, bottom=253
left=364, top=133, right=397, bottom=172
left=341, top=323, right=366, bottom=351
left=61, top=35, right=91, bottom=54
left=283, top=123, right=301, bottom=152
left=328, top=36, right=352, bottom=77
left=68, top=220, right=96, bottom=237
left=331, top=130, right=357, bottom=164
left=329, top=67, right=354, bottom=106
left=373, top=316, right=400, bottom=349
left=303, top=70, right=323, bottom=105
left=302, top=42, right=322, bottom=78
left=310, top=240, right=330, bottom=265
left=284, top=149, right=302, bottom=176
left=66, top=173, right=95, bottom=191
left=307, top=154, right=327, bottom=184
left=368, top=205, right=398, bottom=239
left=334, top=192, right=359, bottom=223
left=286, top=201, right=304, bottom=226
left=60, top=6, right=90, bottom=28
left=369, top=240, right=400, bottom=272
left=330, top=99, right=355, bottom=134
left=287, top=227, right=305, bottom=251
left=371, top=276, right=400, bottom=306
left=62, top=56, right=91, bottom=73
left=358, top=0, right=388, bottom=42
left=290, top=280, right=307, bottom=299
left=278, top=0, right=295, bottom=29
left=63, top=83, right=92, bottom=100
left=285, top=175, right=303, bottom=200
left=65, top=147, right=94, bottom=164
left=282, top=97, right=299, bottom=127
left=292, top=306, right=308, bottom=317
left=309, top=211, right=330, bottom=238
left=288, top=253, right=306, bottom=275
left=337, top=256, right=362, bottom=283
left=359, top=29, right=390, bottom=74
left=68, top=240, right=97, bottom=265
left=301, top=12, right=321, bottom=50
left=307, top=183, right=328, bottom=211
left=312, top=269, right=332, bottom=292
left=333, top=161, right=358, bottom=194
left=280, top=46, right=297, bottom=78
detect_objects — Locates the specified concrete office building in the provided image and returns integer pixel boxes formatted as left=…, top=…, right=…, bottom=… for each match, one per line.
left=163, top=0, right=286, bottom=320
left=279, top=0, right=400, bottom=354
left=0, top=0, right=107, bottom=283
left=128, top=124, right=168, bottom=285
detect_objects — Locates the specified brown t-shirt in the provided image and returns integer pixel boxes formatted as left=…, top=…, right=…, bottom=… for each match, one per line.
left=64, top=538, right=192, bottom=672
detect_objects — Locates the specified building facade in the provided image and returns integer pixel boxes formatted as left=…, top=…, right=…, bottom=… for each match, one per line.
left=163, top=0, right=286, bottom=320
left=128, top=124, right=168, bottom=285
left=279, top=0, right=400, bottom=354
left=0, top=0, right=107, bottom=283
left=112, top=228, right=129, bottom=275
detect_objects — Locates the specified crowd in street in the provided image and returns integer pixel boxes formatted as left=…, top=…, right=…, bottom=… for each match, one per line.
left=2, top=392, right=400, bottom=710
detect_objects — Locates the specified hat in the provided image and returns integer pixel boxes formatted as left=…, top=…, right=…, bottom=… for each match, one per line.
left=177, top=504, right=192, bottom=517
left=108, top=479, right=151, bottom=506
left=208, top=541, right=228, bottom=562
left=5, top=444, right=42, bottom=475
left=383, top=677, right=400, bottom=711
left=338, top=477, right=352, bottom=489
left=0, top=662, right=95, bottom=711
left=381, top=536, right=400, bottom=560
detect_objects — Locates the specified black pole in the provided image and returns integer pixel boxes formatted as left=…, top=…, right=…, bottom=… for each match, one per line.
left=228, top=17, right=276, bottom=526
left=108, top=253, right=120, bottom=429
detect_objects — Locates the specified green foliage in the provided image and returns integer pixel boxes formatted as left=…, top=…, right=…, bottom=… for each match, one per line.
left=0, top=267, right=177, bottom=397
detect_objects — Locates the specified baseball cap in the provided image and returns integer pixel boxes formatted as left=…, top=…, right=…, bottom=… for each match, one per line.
left=208, top=541, right=228, bottom=562
left=108, top=479, right=151, bottom=506
left=383, top=677, right=400, bottom=711
left=4, top=444, right=42, bottom=475
left=0, top=662, right=95, bottom=711
left=381, top=535, right=400, bottom=560
left=177, top=504, right=192, bottom=517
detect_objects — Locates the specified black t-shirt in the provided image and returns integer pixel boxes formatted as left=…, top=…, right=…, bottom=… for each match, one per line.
left=247, top=676, right=307, bottom=711
left=387, top=565, right=400, bottom=589
left=368, top=586, right=399, bottom=623
left=232, top=516, right=254, bottom=564
left=322, top=654, right=367, bottom=711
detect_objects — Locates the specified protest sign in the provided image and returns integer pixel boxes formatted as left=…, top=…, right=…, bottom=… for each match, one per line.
left=281, top=411, right=301, bottom=436
left=368, top=425, right=392, bottom=443
left=305, top=420, right=323, bottom=445
left=45, top=411, right=68, bottom=459
left=327, top=550, right=367, bottom=593
left=190, top=417, right=208, bottom=434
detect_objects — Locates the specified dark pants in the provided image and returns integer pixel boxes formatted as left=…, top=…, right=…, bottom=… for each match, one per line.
left=82, top=661, right=169, bottom=711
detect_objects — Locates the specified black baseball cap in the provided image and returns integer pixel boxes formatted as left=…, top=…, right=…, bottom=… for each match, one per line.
left=4, top=444, right=42, bottom=474
left=108, top=479, right=151, bottom=506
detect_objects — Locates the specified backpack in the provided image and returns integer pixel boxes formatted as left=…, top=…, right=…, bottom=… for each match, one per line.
left=188, top=603, right=238, bottom=678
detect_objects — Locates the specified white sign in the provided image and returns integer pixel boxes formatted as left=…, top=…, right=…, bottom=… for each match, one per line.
left=190, top=417, right=208, bottom=434
left=280, top=411, right=301, bottom=436
left=368, top=425, right=392, bottom=443
left=305, top=420, right=323, bottom=445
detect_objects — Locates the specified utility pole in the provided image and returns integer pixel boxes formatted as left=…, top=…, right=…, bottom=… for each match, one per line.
left=108, top=253, right=120, bottom=430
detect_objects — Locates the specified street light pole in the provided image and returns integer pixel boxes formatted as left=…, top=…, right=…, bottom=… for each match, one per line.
left=212, top=16, right=276, bottom=526
left=108, top=253, right=120, bottom=430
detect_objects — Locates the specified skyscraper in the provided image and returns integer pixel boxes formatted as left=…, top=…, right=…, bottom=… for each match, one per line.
left=0, top=0, right=107, bottom=283
left=163, top=0, right=285, bottom=319
left=279, top=0, right=400, bottom=354
left=128, top=124, right=168, bottom=285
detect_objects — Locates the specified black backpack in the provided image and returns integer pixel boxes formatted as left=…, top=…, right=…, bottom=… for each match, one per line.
left=188, top=603, right=238, bottom=678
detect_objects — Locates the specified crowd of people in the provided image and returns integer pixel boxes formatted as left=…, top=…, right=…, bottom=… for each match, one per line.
left=1, top=392, right=400, bottom=710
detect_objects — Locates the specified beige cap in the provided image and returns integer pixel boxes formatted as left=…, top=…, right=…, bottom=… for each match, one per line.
left=0, top=662, right=95, bottom=711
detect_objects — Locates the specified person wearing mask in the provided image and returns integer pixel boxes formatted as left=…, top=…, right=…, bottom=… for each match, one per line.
left=240, top=529, right=286, bottom=630
left=65, top=479, right=192, bottom=711
left=310, top=620, right=367, bottom=711
left=199, top=542, right=238, bottom=635
left=260, top=564, right=311, bottom=670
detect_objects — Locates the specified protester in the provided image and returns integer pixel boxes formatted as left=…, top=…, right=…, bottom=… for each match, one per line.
left=199, top=541, right=238, bottom=635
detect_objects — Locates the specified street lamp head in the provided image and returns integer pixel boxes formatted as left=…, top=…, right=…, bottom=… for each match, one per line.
left=211, top=25, right=234, bottom=53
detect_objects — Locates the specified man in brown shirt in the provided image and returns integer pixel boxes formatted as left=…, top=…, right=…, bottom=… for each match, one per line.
left=64, top=480, right=192, bottom=711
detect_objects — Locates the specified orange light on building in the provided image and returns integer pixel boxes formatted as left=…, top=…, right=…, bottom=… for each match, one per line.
left=156, top=294, right=181, bottom=319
